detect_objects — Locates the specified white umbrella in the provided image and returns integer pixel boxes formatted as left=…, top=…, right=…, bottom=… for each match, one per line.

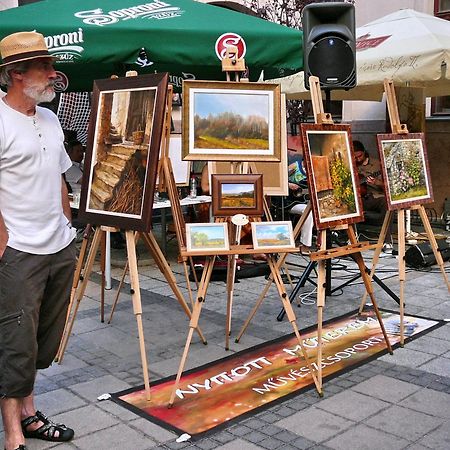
left=268, top=9, right=450, bottom=100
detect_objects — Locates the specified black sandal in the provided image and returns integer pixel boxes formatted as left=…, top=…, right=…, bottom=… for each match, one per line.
left=4, top=446, right=27, bottom=450
left=21, top=410, right=74, bottom=442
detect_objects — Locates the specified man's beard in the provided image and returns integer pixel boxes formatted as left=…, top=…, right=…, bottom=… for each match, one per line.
left=23, top=80, right=56, bottom=104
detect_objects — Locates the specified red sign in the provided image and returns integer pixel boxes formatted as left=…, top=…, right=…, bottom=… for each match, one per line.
left=215, top=33, right=246, bottom=61
left=356, top=33, right=391, bottom=51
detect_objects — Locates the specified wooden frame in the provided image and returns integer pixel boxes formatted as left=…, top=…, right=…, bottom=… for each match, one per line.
left=376, top=133, right=434, bottom=210
left=79, top=73, right=168, bottom=231
left=251, top=221, right=295, bottom=250
left=300, top=123, right=364, bottom=230
left=211, top=174, right=263, bottom=217
left=186, top=222, right=230, bottom=252
left=182, top=80, right=281, bottom=161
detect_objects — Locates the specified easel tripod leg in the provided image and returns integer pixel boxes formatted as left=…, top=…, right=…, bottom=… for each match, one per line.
left=125, top=230, right=151, bottom=401
left=141, top=231, right=207, bottom=344
left=169, top=256, right=215, bottom=407
left=267, top=256, right=322, bottom=395
left=397, top=210, right=406, bottom=346
left=417, top=205, right=450, bottom=292
left=359, top=211, right=393, bottom=312
left=57, top=227, right=103, bottom=363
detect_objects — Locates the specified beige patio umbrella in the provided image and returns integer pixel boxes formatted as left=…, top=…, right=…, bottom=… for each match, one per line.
left=268, top=9, right=450, bottom=101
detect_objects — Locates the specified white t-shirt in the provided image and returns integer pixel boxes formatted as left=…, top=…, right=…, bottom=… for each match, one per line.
left=0, top=100, right=76, bottom=254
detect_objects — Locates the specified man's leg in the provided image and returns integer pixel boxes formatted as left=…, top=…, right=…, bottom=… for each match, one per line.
left=0, top=398, right=25, bottom=450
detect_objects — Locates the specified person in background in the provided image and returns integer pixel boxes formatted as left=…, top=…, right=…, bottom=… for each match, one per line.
left=353, top=140, right=392, bottom=247
left=287, top=150, right=314, bottom=254
left=64, top=138, right=84, bottom=196
left=0, top=31, right=76, bottom=450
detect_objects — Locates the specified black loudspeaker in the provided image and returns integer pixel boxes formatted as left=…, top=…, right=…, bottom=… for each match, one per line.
left=302, top=2, right=356, bottom=90
left=405, top=239, right=450, bottom=268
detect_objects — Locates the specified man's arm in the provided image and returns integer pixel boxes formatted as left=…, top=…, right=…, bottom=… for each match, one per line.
left=0, top=210, right=8, bottom=258
left=61, top=175, right=72, bottom=224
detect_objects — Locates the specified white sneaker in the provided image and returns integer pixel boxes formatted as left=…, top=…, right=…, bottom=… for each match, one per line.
left=382, top=243, right=393, bottom=253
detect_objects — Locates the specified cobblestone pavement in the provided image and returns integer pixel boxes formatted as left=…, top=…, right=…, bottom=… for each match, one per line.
left=1, top=228, right=449, bottom=450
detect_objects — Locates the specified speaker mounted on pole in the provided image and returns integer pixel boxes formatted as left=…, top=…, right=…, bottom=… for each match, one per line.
left=302, top=2, right=356, bottom=90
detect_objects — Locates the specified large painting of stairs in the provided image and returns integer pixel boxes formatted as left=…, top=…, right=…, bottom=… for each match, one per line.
left=79, top=73, right=169, bottom=231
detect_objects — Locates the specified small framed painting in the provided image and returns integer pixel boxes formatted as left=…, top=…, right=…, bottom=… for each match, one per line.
left=377, top=133, right=433, bottom=210
left=301, top=123, right=364, bottom=230
left=182, top=80, right=281, bottom=161
left=251, top=221, right=295, bottom=250
left=211, top=174, right=263, bottom=217
left=186, top=223, right=230, bottom=252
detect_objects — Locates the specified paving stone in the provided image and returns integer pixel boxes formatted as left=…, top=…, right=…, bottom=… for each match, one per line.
left=68, top=374, right=131, bottom=401
left=323, top=423, right=410, bottom=450
left=314, top=390, right=389, bottom=422
left=130, top=418, right=178, bottom=443
left=277, top=407, right=354, bottom=443
left=34, top=388, right=87, bottom=416
left=417, top=356, right=450, bottom=377
left=257, top=436, right=286, bottom=449
left=399, top=388, right=450, bottom=418
left=74, top=423, right=154, bottom=449
left=52, top=404, right=121, bottom=438
left=216, top=438, right=264, bottom=450
left=416, top=419, right=450, bottom=449
left=350, top=374, right=421, bottom=402
left=365, top=404, right=444, bottom=440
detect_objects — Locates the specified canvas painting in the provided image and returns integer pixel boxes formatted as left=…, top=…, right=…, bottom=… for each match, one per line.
left=251, top=221, right=295, bottom=250
left=212, top=174, right=263, bottom=217
left=183, top=80, right=281, bottom=161
left=301, top=124, right=363, bottom=230
left=186, top=223, right=230, bottom=252
left=377, top=133, right=433, bottom=210
left=78, top=73, right=168, bottom=231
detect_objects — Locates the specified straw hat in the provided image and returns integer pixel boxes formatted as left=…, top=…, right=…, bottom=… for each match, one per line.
left=0, top=31, right=55, bottom=67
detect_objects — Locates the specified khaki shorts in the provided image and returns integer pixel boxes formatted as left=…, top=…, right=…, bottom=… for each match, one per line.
left=0, top=242, right=76, bottom=398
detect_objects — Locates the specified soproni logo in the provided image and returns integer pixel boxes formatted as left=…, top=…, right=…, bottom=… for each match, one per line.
left=74, top=1, right=183, bottom=26
left=169, top=72, right=195, bottom=88
left=215, top=33, right=246, bottom=61
left=54, top=71, right=69, bottom=92
left=45, top=28, right=84, bottom=62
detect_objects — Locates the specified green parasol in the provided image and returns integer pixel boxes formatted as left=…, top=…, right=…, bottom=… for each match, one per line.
left=0, top=0, right=302, bottom=92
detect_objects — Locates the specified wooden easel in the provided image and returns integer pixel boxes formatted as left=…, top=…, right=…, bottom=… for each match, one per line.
left=107, top=85, right=200, bottom=321
left=307, top=76, right=393, bottom=395
left=167, top=241, right=321, bottom=407
left=56, top=76, right=206, bottom=401
left=358, top=79, right=450, bottom=345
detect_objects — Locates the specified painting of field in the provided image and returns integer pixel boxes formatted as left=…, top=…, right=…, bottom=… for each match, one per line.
left=221, top=183, right=255, bottom=209
left=193, top=92, right=269, bottom=150
left=187, top=223, right=229, bottom=252
left=252, top=222, right=294, bottom=249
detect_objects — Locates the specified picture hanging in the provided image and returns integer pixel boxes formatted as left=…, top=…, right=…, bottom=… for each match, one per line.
left=251, top=221, right=295, bottom=250
left=377, top=133, right=433, bottom=210
left=182, top=80, right=281, bottom=162
left=301, top=124, right=363, bottom=230
left=211, top=174, right=263, bottom=217
left=186, top=223, right=230, bottom=252
left=78, top=73, right=169, bottom=231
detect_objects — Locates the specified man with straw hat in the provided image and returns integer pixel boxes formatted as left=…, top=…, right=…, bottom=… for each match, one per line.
left=0, top=31, right=76, bottom=450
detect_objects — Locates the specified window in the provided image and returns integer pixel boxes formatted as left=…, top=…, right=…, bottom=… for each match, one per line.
left=435, top=0, right=450, bottom=19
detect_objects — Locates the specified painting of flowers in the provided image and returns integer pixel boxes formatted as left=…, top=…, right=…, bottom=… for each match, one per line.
left=301, top=124, right=364, bottom=230
left=377, top=133, right=433, bottom=210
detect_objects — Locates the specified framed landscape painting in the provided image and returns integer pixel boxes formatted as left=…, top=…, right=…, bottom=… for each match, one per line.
left=377, top=133, right=433, bottom=210
left=186, top=223, right=230, bottom=252
left=300, top=123, right=363, bottom=230
left=78, top=73, right=168, bottom=231
left=182, top=80, right=281, bottom=161
left=251, top=221, right=295, bottom=250
left=211, top=174, right=263, bottom=217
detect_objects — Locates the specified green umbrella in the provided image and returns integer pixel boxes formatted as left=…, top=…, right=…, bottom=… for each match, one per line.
left=0, top=0, right=302, bottom=92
